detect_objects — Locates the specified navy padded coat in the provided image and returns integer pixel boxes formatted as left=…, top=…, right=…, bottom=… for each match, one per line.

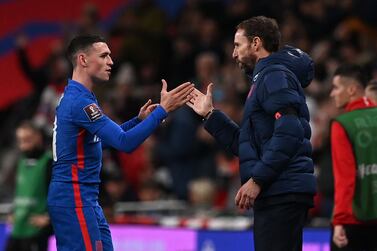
left=204, top=46, right=316, bottom=198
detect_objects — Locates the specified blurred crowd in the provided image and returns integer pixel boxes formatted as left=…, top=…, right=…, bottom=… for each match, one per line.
left=1, top=0, right=377, bottom=227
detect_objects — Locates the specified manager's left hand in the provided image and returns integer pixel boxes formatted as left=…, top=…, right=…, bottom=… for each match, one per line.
left=235, top=178, right=261, bottom=210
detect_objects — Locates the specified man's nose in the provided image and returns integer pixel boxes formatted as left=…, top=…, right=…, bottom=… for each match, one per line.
left=232, top=50, right=237, bottom=59
left=330, top=90, right=335, bottom=97
left=108, top=57, right=114, bottom=66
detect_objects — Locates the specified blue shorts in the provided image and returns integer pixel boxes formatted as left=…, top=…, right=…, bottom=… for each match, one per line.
left=48, top=205, right=113, bottom=251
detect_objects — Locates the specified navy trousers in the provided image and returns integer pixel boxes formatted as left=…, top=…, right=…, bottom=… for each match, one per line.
left=253, top=202, right=309, bottom=251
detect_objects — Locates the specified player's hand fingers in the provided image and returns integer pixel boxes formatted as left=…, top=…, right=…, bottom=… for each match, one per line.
left=192, top=88, right=204, bottom=97
left=161, top=79, right=168, bottom=93
left=188, top=97, right=196, bottom=104
left=172, top=88, right=194, bottom=107
left=186, top=101, right=195, bottom=108
left=147, top=104, right=158, bottom=112
left=333, top=238, right=347, bottom=248
left=180, top=85, right=195, bottom=98
left=170, top=82, right=193, bottom=94
left=141, top=99, right=152, bottom=110
left=333, top=232, right=348, bottom=248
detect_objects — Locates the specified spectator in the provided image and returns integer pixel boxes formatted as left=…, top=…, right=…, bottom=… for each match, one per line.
left=365, top=79, right=377, bottom=104
left=5, top=121, right=52, bottom=251
left=330, top=64, right=377, bottom=250
left=15, top=35, right=68, bottom=134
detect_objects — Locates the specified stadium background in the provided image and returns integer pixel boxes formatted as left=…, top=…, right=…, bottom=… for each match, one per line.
left=1, top=0, right=377, bottom=250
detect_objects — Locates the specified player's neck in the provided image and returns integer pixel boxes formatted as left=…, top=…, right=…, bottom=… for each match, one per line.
left=72, top=71, right=93, bottom=91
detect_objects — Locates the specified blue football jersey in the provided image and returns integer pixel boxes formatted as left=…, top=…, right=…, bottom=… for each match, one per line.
left=48, top=79, right=167, bottom=207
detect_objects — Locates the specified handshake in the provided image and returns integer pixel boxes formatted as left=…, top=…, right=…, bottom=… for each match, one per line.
left=138, top=79, right=215, bottom=120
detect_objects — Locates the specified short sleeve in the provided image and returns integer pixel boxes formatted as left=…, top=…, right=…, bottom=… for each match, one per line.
left=71, top=95, right=108, bottom=134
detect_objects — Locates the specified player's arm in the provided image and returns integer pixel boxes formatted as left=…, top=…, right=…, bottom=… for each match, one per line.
left=97, top=105, right=167, bottom=152
left=119, top=117, right=142, bottom=131
left=73, top=100, right=166, bottom=153
left=99, top=78, right=193, bottom=152
left=118, top=99, right=158, bottom=132
left=101, top=116, right=141, bottom=149
left=116, top=80, right=194, bottom=134
left=15, top=35, right=48, bottom=89
left=75, top=80, right=193, bottom=153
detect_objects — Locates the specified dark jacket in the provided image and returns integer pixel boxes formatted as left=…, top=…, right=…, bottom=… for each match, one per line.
left=205, top=46, right=316, bottom=200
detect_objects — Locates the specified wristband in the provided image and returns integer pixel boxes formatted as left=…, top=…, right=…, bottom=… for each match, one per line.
left=203, top=109, right=214, bottom=121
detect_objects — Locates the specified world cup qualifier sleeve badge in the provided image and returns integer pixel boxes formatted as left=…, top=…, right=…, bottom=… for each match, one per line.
left=83, top=103, right=103, bottom=121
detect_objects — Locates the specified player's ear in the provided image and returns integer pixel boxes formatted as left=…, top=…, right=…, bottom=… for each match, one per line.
left=78, top=53, right=87, bottom=67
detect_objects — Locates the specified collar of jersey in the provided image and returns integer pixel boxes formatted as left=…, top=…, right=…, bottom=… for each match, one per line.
left=68, top=79, right=93, bottom=95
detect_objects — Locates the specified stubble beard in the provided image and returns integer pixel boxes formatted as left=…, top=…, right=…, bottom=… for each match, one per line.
left=237, top=55, right=257, bottom=74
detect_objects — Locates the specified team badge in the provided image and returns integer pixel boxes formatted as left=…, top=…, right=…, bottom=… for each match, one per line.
left=83, top=103, right=103, bottom=121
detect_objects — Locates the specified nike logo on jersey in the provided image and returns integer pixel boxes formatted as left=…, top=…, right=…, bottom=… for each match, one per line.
left=93, top=135, right=101, bottom=143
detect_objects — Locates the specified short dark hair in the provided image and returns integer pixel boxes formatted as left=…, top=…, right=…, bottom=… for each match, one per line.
left=236, top=16, right=281, bottom=52
left=66, top=35, right=106, bottom=68
left=334, top=64, right=368, bottom=88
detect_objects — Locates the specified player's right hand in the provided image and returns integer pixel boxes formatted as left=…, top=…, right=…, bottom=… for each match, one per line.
left=159, top=79, right=194, bottom=112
